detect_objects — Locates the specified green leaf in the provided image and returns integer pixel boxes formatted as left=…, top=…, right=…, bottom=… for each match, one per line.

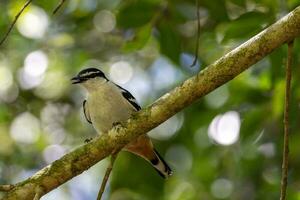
left=117, top=1, right=158, bottom=28
left=203, top=0, right=229, bottom=22
left=269, top=47, right=285, bottom=86
left=157, top=21, right=181, bottom=64
left=272, top=80, right=285, bottom=118
left=228, top=0, right=246, bottom=7
left=122, top=24, right=152, bottom=52
left=222, top=11, right=270, bottom=41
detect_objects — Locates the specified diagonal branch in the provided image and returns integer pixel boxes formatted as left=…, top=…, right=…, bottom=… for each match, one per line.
left=53, top=0, right=67, bottom=15
left=2, top=5, right=300, bottom=200
left=33, top=186, right=44, bottom=200
left=0, top=185, right=14, bottom=192
left=0, top=0, right=33, bottom=46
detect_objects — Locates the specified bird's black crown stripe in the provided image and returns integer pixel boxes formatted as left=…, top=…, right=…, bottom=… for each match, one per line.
left=77, top=68, right=107, bottom=80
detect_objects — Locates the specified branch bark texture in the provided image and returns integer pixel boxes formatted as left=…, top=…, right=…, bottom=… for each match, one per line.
left=3, top=6, right=300, bottom=200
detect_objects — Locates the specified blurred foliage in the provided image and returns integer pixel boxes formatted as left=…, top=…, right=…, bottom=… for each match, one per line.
left=0, top=0, right=300, bottom=200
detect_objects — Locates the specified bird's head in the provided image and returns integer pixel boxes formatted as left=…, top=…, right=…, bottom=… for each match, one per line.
left=71, top=68, right=108, bottom=90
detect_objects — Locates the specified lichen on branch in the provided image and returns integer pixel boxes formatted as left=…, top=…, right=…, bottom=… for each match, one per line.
left=2, top=5, right=300, bottom=200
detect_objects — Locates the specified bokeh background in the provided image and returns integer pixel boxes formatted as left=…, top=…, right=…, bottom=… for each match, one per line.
left=0, top=0, right=300, bottom=199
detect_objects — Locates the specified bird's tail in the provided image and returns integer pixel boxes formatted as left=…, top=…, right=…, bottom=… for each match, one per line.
left=149, top=149, right=173, bottom=179
left=124, top=135, right=172, bottom=178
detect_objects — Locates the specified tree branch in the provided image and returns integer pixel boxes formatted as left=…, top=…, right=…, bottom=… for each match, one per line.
left=0, top=185, right=14, bottom=192
left=280, top=41, right=294, bottom=200
left=97, top=153, right=118, bottom=200
left=53, top=0, right=67, bottom=15
left=0, top=0, right=33, bottom=46
left=190, top=0, right=200, bottom=67
left=33, top=186, right=44, bottom=200
left=2, top=5, right=300, bottom=200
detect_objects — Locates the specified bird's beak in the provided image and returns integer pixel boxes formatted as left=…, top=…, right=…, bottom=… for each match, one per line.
left=71, top=76, right=81, bottom=84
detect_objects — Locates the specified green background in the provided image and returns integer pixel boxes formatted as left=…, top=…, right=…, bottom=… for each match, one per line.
left=0, top=0, right=300, bottom=199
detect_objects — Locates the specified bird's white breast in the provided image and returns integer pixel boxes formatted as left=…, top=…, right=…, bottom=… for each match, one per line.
left=87, top=81, right=134, bottom=134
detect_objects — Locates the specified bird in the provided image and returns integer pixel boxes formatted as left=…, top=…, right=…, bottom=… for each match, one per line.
left=71, top=67, right=172, bottom=178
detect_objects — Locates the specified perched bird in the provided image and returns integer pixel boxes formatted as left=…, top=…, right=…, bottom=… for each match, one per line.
left=71, top=68, right=172, bottom=178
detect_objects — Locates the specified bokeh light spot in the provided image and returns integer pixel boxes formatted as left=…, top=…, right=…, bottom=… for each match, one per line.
left=169, top=181, right=196, bottom=200
left=208, top=111, right=240, bottom=145
left=0, top=83, right=19, bottom=103
left=35, top=70, right=69, bottom=99
left=258, top=143, right=275, bottom=158
left=180, top=53, right=201, bottom=73
left=24, top=50, right=48, bottom=77
left=165, top=145, right=193, bottom=172
left=41, top=103, right=70, bottom=144
left=123, top=68, right=151, bottom=104
left=0, top=66, right=13, bottom=92
left=43, top=145, right=66, bottom=164
left=211, top=178, right=233, bottom=199
left=148, top=114, right=184, bottom=140
left=109, top=61, right=133, bottom=84
left=10, top=112, right=40, bottom=144
left=93, top=10, right=116, bottom=33
left=150, top=57, right=183, bottom=90
left=17, top=6, right=49, bottom=39
left=0, top=125, right=14, bottom=155
left=19, top=50, right=48, bottom=89
left=0, top=65, right=18, bottom=102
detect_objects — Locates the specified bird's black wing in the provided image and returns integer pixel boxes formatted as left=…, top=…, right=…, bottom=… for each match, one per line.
left=83, top=100, right=92, bottom=124
left=115, top=84, right=141, bottom=111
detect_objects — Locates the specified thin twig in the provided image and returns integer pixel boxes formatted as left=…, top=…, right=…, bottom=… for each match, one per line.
left=33, top=186, right=44, bottom=200
left=0, top=184, right=14, bottom=192
left=280, top=40, right=293, bottom=200
left=190, top=0, right=200, bottom=67
left=53, top=0, right=67, bottom=15
left=0, top=0, right=33, bottom=46
left=97, top=153, right=118, bottom=200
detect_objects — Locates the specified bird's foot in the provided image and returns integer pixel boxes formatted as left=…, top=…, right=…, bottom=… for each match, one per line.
left=112, top=121, right=123, bottom=131
left=84, top=137, right=93, bottom=143
left=112, top=121, right=122, bottom=127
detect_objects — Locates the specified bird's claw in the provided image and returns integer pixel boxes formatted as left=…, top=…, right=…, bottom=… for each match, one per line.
left=84, top=138, right=93, bottom=143
left=112, top=121, right=123, bottom=132
left=112, top=122, right=121, bottom=127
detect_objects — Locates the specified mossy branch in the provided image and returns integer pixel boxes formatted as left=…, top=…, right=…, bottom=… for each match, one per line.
left=1, top=5, right=300, bottom=200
